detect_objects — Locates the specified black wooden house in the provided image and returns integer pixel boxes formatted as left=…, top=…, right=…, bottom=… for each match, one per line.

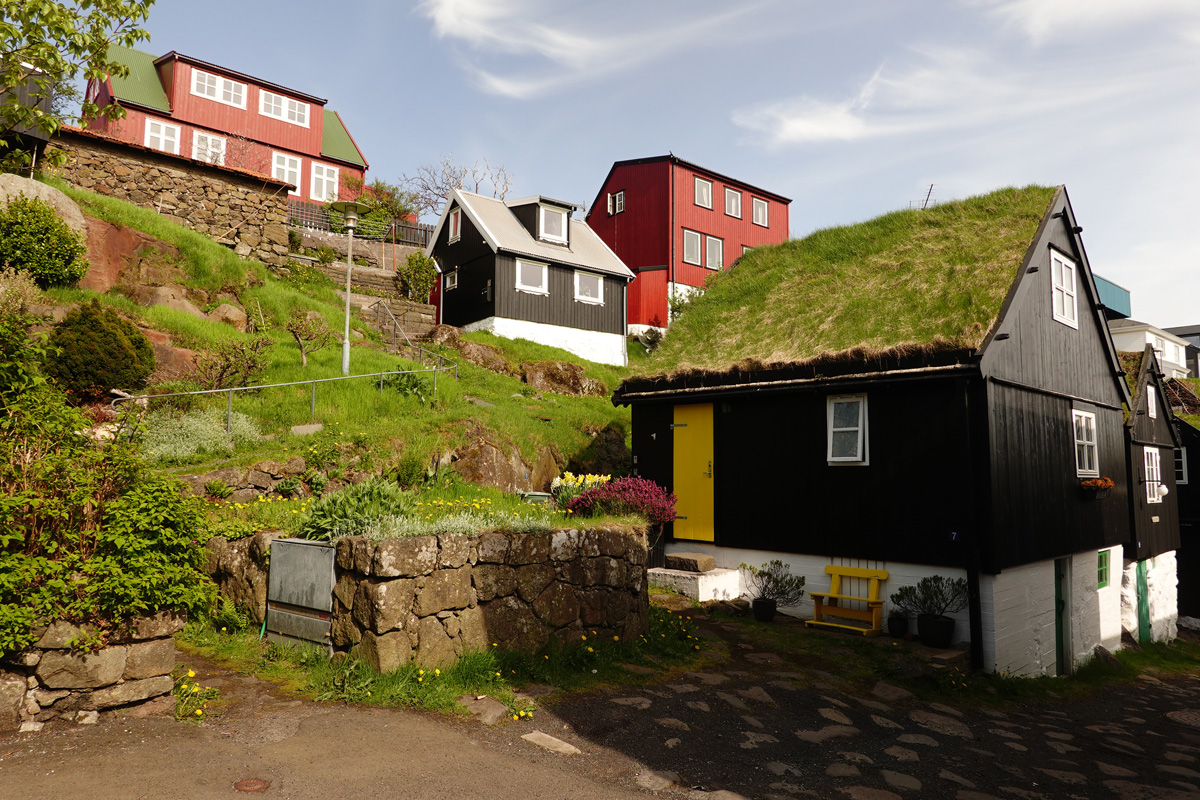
left=613, top=186, right=1179, bottom=676
left=426, top=189, right=634, bottom=367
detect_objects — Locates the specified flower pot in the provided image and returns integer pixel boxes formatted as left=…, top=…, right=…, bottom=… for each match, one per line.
left=917, top=613, right=956, bottom=649
left=887, top=615, right=909, bottom=637
left=752, top=598, right=777, bottom=622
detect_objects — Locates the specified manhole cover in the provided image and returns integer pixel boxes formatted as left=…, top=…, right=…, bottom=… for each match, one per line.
left=233, top=778, right=271, bottom=793
left=1166, top=710, right=1200, bottom=728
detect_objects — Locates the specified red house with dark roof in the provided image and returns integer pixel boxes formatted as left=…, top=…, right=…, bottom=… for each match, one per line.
left=84, top=45, right=367, bottom=200
left=586, top=155, right=790, bottom=334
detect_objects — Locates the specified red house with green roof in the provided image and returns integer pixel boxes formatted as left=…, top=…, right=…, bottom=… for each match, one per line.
left=84, top=45, right=367, bottom=200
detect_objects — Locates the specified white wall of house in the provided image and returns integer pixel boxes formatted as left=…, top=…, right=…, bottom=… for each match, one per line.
left=1121, top=551, right=1179, bottom=643
left=662, top=541, right=970, bottom=641
left=1109, top=327, right=1190, bottom=378
left=978, top=560, right=1057, bottom=677
left=462, top=316, right=627, bottom=366
left=1069, top=546, right=1124, bottom=667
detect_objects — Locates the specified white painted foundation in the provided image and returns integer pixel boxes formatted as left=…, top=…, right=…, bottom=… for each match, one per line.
left=462, top=316, right=628, bottom=366
left=647, top=567, right=741, bottom=602
left=1121, top=551, right=1179, bottom=643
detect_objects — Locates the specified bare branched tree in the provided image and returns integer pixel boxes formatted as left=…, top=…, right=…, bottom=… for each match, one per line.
left=401, top=155, right=513, bottom=220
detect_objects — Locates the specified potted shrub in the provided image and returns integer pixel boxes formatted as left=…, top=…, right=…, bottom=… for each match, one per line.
left=740, top=560, right=806, bottom=622
left=886, top=607, right=909, bottom=638
left=889, top=576, right=968, bottom=648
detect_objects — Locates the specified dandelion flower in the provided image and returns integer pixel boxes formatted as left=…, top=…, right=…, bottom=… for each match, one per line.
left=613, top=635, right=619, bottom=641
left=191, top=685, right=199, bottom=693
left=581, top=635, right=587, bottom=641
left=434, top=669, right=440, bottom=676
left=512, top=715, right=519, bottom=721
left=187, top=670, right=195, bottom=678
left=587, top=647, right=594, bottom=653
left=195, top=709, right=203, bottom=716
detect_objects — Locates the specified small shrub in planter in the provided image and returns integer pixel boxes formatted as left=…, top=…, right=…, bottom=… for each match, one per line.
left=740, top=560, right=806, bottom=622
left=890, top=576, right=968, bottom=648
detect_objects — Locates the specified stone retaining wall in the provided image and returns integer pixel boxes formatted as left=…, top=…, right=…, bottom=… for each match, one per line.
left=0, top=612, right=184, bottom=733
left=205, top=528, right=649, bottom=672
left=48, top=129, right=291, bottom=267
left=296, top=226, right=423, bottom=272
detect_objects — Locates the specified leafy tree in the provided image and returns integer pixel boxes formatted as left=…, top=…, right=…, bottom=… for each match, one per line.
left=401, top=155, right=513, bottom=220
left=193, top=335, right=272, bottom=390
left=286, top=307, right=333, bottom=367
left=0, top=0, right=155, bottom=167
left=0, top=194, right=89, bottom=286
left=44, top=300, right=154, bottom=401
left=398, top=252, right=437, bottom=303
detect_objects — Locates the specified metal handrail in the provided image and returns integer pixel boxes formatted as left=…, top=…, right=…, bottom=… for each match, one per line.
left=366, top=298, right=455, bottom=375
left=110, top=361, right=457, bottom=434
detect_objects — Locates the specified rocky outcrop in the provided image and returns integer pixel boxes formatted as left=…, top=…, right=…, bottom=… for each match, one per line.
left=207, top=303, right=248, bottom=332
left=452, top=436, right=562, bottom=494
left=0, top=173, right=86, bottom=235
left=80, top=216, right=180, bottom=293
left=0, top=613, right=183, bottom=732
left=522, top=361, right=606, bottom=397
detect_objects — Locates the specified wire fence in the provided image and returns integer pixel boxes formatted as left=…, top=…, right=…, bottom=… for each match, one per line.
left=287, top=198, right=434, bottom=247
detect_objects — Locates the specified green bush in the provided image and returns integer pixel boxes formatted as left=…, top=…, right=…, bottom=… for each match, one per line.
left=398, top=252, right=437, bottom=303
left=0, top=195, right=89, bottom=287
left=44, top=300, right=155, bottom=401
left=275, top=476, right=302, bottom=497
left=204, top=479, right=234, bottom=499
left=0, top=390, right=215, bottom=656
left=297, top=479, right=414, bottom=542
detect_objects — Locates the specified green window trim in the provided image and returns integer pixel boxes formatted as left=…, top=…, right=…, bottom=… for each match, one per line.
left=1098, top=550, right=1111, bottom=589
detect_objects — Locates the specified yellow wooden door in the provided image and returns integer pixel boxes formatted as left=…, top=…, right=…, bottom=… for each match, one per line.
left=672, top=403, right=714, bottom=542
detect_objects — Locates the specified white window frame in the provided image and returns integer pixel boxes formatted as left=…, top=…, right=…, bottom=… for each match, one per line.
left=190, top=68, right=246, bottom=109
left=448, top=208, right=461, bottom=243
left=191, top=132, right=226, bottom=165
left=1050, top=249, right=1078, bottom=329
left=144, top=119, right=180, bottom=155
left=272, top=151, right=301, bottom=195
left=515, top=259, right=548, bottom=295
left=574, top=271, right=603, bottom=305
left=1145, top=446, right=1163, bottom=503
left=725, top=188, right=742, bottom=218
left=742, top=245, right=753, bottom=256
left=827, top=394, right=868, bottom=465
left=310, top=162, right=339, bottom=202
left=682, top=229, right=702, bottom=266
left=752, top=197, right=769, bottom=227
left=607, top=190, right=625, bottom=215
left=445, top=270, right=458, bottom=291
left=539, top=204, right=568, bottom=244
left=259, top=90, right=309, bottom=128
left=1072, top=409, right=1099, bottom=477
left=1148, top=385, right=1157, bottom=419
left=1177, top=447, right=1189, bottom=485
left=706, top=236, right=723, bottom=270
left=694, top=177, right=713, bottom=209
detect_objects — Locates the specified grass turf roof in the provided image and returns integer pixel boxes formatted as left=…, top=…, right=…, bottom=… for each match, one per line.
left=642, top=185, right=1058, bottom=378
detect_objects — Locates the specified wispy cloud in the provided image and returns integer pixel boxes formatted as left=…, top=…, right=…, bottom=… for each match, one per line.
left=417, top=0, right=771, bottom=99
left=978, top=0, right=1200, bottom=44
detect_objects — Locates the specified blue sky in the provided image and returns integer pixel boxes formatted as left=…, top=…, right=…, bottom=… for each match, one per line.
left=135, top=0, right=1200, bottom=327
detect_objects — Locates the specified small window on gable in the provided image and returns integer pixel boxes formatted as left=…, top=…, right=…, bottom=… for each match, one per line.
left=725, top=188, right=742, bottom=218
left=706, top=236, right=723, bottom=270
left=682, top=229, right=702, bottom=265
left=752, top=197, right=769, bottom=227
left=539, top=205, right=568, bottom=244
left=260, top=90, right=309, bottom=127
left=448, top=208, right=461, bottom=243
left=1148, top=385, right=1157, bottom=419
left=827, top=394, right=868, bottom=464
left=607, top=191, right=625, bottom=215
left=1176, top=447, right=1189, bottom=485
left=1051, top=249, right=1078, bottom=329
left=694, top=177, right=712, bottom=209
left=192, top=132, right=225, bottom=164
left=144, top=119, right=180, bottom=155
left=271, top=152, right=300, bottom=195
left=515, top=259, right=548, bottom=295
left=1073, top=409, right=1098, bottom=477
left=574, top=271, right=603, bottom=304
left=1097, top=550, right=1110, bottom=589
left=1145, top=446, right=1164, bottom=503
left=445, top=270, right=458, bottom=291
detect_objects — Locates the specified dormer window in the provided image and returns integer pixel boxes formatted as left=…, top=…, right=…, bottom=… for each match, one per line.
left=539, top=205, right=568, bottom=244
left=1050, top=249, right=1078, bottom=329
left=448, top=208, right=461, bottom=243
left=191, top=68, right=246, bottom=109
left=260, top=90, right=309, bottom=127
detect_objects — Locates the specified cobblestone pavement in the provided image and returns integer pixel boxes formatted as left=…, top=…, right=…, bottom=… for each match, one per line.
left=528, top=617, right=1200, bottom=799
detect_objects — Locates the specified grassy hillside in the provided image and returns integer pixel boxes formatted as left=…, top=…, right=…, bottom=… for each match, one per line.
left=644, top=186, right=1057, bottom=377
left=37, top=179, right=635, bottom=474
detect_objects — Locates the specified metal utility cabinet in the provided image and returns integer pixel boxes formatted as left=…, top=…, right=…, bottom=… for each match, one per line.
left=266, top=538, right=336, bottom=653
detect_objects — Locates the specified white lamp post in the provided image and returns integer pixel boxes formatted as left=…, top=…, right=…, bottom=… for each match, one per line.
left=328, top=200, right=372, bottom=376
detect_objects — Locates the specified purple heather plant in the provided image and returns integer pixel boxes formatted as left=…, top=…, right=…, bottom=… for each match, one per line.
left=565, top=476, right=676, bottom=526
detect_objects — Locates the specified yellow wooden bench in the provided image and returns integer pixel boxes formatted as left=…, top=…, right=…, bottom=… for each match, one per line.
left=805, top=565, right=890, bottom=636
